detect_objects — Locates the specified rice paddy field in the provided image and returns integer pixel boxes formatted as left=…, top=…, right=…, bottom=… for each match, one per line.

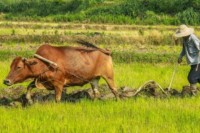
left=0, top=21, right=200, bottom=133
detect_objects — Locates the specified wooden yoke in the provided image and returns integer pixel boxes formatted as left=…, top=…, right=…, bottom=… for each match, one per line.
left=34, top=54, right=58, bottom=69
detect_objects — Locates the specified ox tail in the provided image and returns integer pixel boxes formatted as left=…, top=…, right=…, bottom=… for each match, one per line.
left=76, top=40, right=111, bottom=55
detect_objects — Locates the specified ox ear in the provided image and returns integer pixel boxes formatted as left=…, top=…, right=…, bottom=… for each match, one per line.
left=27, top=60, right=38, bottom=66
left=22, top=58, right=38, bottom=66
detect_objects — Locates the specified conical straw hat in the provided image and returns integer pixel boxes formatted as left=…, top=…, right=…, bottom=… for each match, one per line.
left=174, top=24, right=194, bottom=38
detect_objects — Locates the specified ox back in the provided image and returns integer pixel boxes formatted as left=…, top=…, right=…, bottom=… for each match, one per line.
left=36, top=44, right=114, bottom=86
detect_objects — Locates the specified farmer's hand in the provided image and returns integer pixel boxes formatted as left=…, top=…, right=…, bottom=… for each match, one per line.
left=178, top=57, right=182, bottom=64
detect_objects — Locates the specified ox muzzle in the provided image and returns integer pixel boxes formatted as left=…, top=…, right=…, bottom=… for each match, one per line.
left=3, top=79, right=12, bottom=86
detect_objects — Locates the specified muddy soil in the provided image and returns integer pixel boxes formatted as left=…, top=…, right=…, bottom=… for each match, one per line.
left=0, top=82, right=199, bottom=107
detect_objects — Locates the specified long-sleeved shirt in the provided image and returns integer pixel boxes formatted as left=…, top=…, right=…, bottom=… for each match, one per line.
left=179, top=34, right=200, bottom=65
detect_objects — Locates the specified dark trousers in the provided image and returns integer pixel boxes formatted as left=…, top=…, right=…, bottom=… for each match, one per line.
left=188, top=64, right=200, bottom=84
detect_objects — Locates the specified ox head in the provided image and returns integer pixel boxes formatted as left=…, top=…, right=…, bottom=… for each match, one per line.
left=4, top=57, right=38, bottom=86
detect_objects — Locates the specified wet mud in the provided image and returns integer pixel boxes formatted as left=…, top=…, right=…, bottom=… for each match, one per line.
left=0, top=82, right=199, bottom=107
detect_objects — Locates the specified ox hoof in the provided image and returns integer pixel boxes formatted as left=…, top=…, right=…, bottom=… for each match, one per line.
left=92, top=97, right=98, bottom=101
left=93, top=90, right=101, bottom=98
left=115, top=97, right=120, bottom=101
left=27, top=99, right=33, bottom=105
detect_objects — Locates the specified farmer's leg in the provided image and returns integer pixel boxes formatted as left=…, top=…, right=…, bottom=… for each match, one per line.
left=190, top=84, right=197, bottom=95
left=188, top=65, right=199, bottom=95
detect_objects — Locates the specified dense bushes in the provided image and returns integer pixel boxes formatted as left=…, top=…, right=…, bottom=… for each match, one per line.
left=0, top=0, right=200, bottom=25
left=1, top=0, right=84, bottom=16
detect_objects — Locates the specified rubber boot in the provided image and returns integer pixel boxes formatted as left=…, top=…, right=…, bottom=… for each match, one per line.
left=190, top=84, right=197, bottom=96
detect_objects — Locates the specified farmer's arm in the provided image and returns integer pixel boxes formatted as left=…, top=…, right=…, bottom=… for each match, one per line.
left=178, top=44, right=185, bottom=63
left=179, top=44, right=185, bottom=58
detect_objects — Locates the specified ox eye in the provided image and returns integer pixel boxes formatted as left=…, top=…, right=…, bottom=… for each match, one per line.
left=17, top=66, right=22, bottom=69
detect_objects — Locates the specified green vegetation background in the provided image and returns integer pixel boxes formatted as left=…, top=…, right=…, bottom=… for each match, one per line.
left=1, top=0, right=200, bottom=25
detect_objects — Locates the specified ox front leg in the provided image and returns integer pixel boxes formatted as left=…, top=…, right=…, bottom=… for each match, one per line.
left=54, top=85, right=63, bottom=103
left=26, top=81, right=35, bottom=105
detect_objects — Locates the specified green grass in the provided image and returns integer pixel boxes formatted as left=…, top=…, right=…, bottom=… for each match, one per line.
left=114, top=63, right=189, bottom=90
left=0, top=98, right=200, bottom=133
left=0, top=61, right=189, bottom=90
left=0, top=21, right=198, bottom=133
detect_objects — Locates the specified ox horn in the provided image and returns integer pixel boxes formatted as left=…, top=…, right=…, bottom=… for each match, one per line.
left=22, top=57, right=27, bottom=62
left=34, top=54, right=58, bottom=68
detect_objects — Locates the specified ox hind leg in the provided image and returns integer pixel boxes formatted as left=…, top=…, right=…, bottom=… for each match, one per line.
left=103, top=76, right=119, bottom=101
left=90, top=77, right=100, bottom=99
left=26, top=81, right=35, bottom=105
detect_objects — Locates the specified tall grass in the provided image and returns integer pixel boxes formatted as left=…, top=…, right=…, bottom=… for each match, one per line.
left=114, top=63, right=188, bottom=90
left=0, top=98, right=200, bottom=133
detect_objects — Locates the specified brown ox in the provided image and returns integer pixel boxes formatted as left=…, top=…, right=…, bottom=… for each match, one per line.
left=4, top=43, right=118, bottom=103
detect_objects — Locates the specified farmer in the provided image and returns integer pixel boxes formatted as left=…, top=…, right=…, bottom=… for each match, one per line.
left=175, top=24, right=200, bottom=95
